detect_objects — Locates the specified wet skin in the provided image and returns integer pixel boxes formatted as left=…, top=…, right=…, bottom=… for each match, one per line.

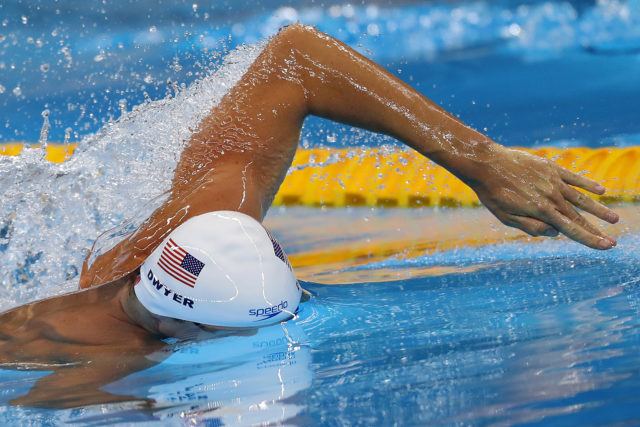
left=79, top=24, right=619, bottom=289
left=0, top=24, right=621, bottom=408
left=0, top=271, right=232, bottom=408
left=0, top=272, right=156, bottom=407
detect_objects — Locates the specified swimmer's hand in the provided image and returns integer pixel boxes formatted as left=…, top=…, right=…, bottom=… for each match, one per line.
left=460, top=145, right=619, bottom=249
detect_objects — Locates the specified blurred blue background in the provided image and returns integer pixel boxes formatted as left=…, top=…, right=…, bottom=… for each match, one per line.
left=1, top=0, right=639, bottom=146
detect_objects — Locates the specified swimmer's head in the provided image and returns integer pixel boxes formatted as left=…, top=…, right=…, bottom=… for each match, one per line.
left=132, top=211, right=302, bottom=329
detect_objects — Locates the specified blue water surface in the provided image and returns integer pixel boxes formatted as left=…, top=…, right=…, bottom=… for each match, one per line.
left=1, top=0, right=639, bottom=145
left=2, top=208, right=640, bottom=425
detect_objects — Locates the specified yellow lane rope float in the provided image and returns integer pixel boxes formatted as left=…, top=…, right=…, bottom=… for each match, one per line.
left=2, top=142, right=639, bottom=207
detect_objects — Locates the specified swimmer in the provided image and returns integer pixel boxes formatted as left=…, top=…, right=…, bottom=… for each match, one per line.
left=0, top=211, right=301, bottom=408
left=80, top=23, right=619, bottom=290
left=0, top=24, right=619, bottom=408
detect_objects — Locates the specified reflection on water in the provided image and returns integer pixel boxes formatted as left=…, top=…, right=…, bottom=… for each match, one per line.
left=110, top=322, right=312, bottom=426
left=0, top=322, right=311, bottom=425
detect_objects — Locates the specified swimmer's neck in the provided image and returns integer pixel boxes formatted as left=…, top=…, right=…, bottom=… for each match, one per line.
left=118, top=271, right=201, bottom=338
left=118, top=272, right=162, bottom=335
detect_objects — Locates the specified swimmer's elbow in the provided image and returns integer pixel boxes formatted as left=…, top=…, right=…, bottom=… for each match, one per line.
left=272, top=23, right=322, bottom=50
left=275, top=23, right=314, bottom=40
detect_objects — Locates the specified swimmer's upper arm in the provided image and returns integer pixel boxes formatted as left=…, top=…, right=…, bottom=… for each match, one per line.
left=79, top=165, right=267, bottom=288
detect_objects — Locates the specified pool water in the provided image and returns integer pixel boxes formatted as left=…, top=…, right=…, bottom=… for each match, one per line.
left=2, top=0, right=639, bottom=146
left=1, top=0, right=640, bottom=425
left=2, top=207, right=640, bottom=425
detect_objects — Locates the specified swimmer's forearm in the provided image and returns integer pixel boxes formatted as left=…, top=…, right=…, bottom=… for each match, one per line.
left=277, top=24, right=496, bottom=181
left=274, top=26, right=620, bottom=248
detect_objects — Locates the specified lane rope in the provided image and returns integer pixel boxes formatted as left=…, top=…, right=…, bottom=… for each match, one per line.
left=3, top=142, right=637, bottom=207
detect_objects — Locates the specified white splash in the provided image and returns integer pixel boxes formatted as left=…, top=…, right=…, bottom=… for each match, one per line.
left=0, top=43, right=264, bottom=310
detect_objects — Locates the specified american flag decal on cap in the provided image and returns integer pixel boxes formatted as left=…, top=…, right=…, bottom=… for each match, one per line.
left=158, top=238, right=205, bottom=288
left=265, top=230, right=293, bottom=271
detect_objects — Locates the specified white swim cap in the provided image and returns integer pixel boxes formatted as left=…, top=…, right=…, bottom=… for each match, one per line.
left=134, top=211, right=301, bottom=328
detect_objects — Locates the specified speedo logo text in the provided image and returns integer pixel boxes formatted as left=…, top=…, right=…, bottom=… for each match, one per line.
left=249, top=300, right=289, bottom=321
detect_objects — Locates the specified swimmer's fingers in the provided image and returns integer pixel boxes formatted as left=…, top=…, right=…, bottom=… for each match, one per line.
left=557, top=200, right=609, bottom=239
left=502, top=214, right=558, bottom=237
left=558, top=167, right=606, bottom=195
left=562, top=185, right=619, bottom=224
left=544, top=208, right=615, bottom=250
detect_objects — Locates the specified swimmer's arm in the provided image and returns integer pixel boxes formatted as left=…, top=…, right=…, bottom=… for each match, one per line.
left=267, top=24, right=619, bottom=249
left=80, top=172, right=262, bottom=288
left=80, top=23, right=620, bottom=289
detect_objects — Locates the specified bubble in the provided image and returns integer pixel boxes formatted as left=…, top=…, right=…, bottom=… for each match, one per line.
left=0, top=84, right=5, bottom=94
left=231, top=23, right=245, bottom=37
left=60, top=46, right=73, bottom=67
left=275, top=7, right=298, bottom=22
left=38, top=109, right=51, bottom=149
left=12, top=86, right=21, bottom=97
left=39, top=63, right=50, bottom=73
left=171, top=58, right=183, bottom=72
left=21, top=16, right=28, bottom=25
left=342, top=4, right=356, bottom=18
left=328, top=5, right=342, bottom=18
left=506, top=23, right=522, bottom=37
left=118, top=99, right=128, bottom=116
left=64, top=127, right=73, bottom=143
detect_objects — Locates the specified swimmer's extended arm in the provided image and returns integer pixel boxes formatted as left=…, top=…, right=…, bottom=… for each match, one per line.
left=263, top=24, right=618, bottom=249
left=80, top=24, right=618, bottom=288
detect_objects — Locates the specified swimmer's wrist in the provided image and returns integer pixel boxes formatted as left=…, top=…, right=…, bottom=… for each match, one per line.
left=426, top=132, right=501, bottom=185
